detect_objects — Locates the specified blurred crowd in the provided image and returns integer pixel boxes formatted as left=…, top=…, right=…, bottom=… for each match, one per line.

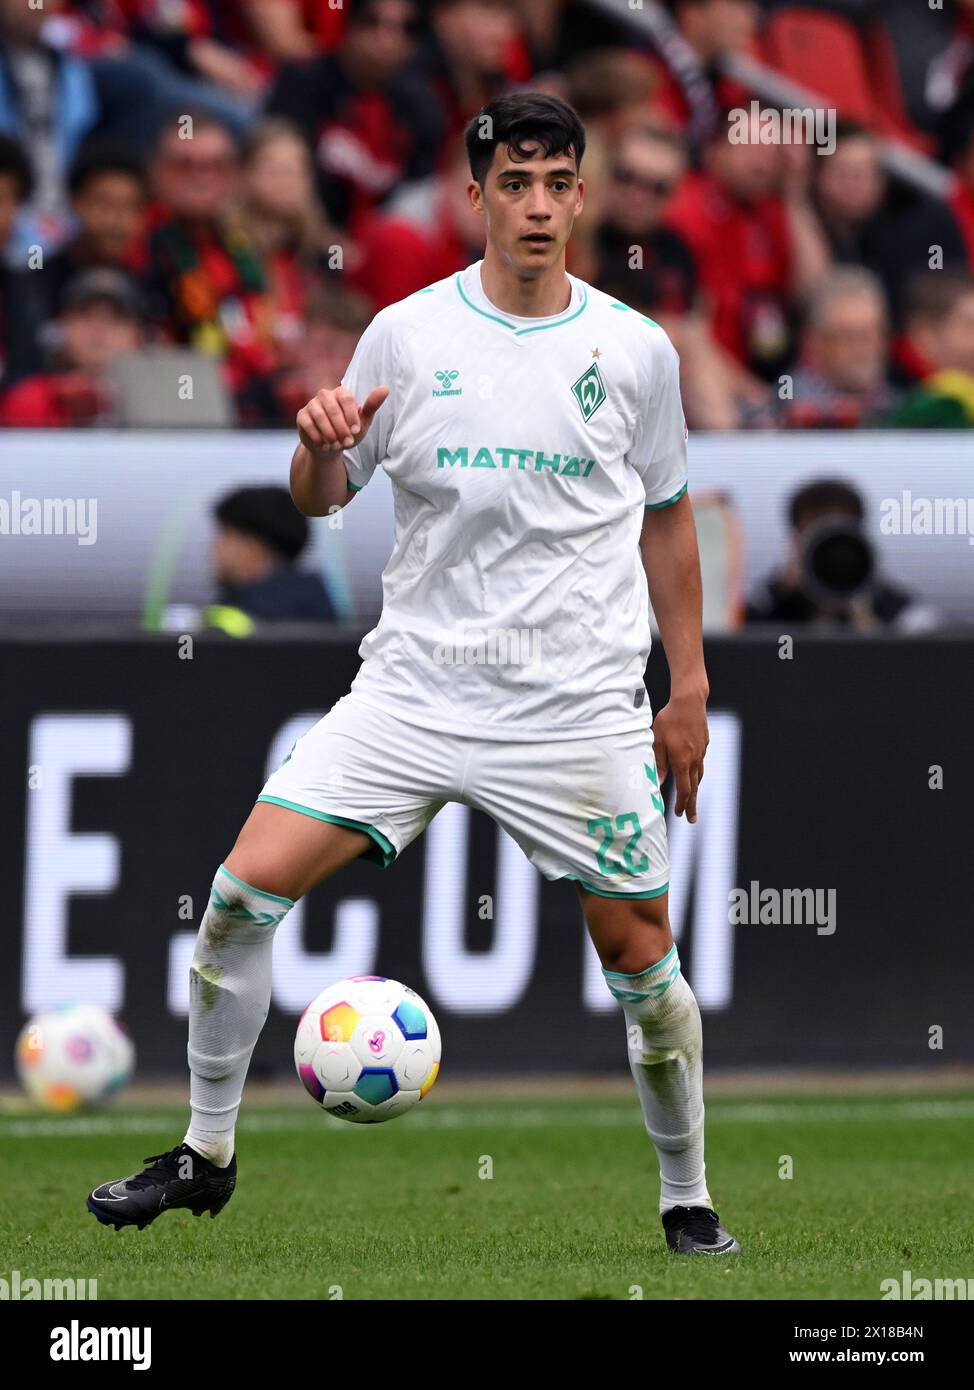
left=2, top=0, right=974, bottom=429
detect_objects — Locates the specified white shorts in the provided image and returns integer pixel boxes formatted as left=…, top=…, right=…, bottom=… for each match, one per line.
left=258, top=692, right=669, bottom=899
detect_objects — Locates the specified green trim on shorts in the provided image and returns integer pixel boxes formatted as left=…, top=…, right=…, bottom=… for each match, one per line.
left=256, top=795, right=396, bottom=868
left=218, top=862, right=295, bottom=908
left=645, top=482, right=687, bottom=510
left=345, top=477, right=362, bottom=494
left=566, top=876, right=669, bottom=900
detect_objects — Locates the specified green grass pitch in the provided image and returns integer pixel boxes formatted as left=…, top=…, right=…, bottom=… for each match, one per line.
left=1, top=1087, right=971, bottom=1300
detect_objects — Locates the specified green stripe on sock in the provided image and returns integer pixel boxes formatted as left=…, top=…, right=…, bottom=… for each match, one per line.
left=603, top=944, right=678, bottom=980
left=218, top=863, right=295, bottom=909
left=602, top=945, right=681, bottom=1002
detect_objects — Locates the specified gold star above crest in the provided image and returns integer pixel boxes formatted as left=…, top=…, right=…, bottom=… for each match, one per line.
left=591, top=347, right=602, bottom=358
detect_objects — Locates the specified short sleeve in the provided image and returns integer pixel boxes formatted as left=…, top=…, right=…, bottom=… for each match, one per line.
left=626, top=329, right=689, bottom=510
left=339, top=312, right=398, bottom=492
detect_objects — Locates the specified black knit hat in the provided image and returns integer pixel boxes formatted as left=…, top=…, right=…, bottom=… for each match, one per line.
left=214, top=486, right=309, bottom=563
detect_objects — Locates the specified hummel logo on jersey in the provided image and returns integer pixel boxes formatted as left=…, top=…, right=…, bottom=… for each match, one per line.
left=432, top=369, right=462, bottom=396
left=571, top=362, right=606, bottom=422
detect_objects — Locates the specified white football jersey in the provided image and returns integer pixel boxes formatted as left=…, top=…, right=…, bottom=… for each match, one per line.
left=339, top=257, right=689, bottom=739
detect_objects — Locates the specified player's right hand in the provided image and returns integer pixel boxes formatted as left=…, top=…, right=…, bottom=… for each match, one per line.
left=296, top=384, right=389, bottom=455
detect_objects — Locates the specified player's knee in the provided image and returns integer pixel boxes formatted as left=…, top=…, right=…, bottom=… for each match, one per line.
left=219, top=854, right=298, bottom=907
left=602, top=942, right=670, bottom=974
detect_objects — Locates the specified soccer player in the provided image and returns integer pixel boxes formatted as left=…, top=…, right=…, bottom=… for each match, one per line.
left=88, top=92, right=741, bottom=1257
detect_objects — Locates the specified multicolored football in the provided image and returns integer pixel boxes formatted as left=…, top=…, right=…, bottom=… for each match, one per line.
left=15, top=1002, right=135, bottom=1111
left=294, top=976, right=441, bottom=1123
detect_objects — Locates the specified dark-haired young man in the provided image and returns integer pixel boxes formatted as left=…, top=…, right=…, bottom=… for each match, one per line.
left=88, top=92, right=741, bottom=1258
left=211, top=485, right=336, bottom=624
left=39, top=145, right=148, bottom=319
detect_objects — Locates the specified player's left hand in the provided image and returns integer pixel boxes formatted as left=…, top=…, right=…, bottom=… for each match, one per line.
left=652, top=690, right=709, bottom=824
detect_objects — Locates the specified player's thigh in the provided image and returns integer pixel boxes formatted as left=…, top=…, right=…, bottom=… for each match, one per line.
left=233, top=694, right=455, bottom=900
left=224, top=800, right=373, bottom=902
left=471, top=722, right=671, bottom=971
left=576, top=884, right=672, bottom=974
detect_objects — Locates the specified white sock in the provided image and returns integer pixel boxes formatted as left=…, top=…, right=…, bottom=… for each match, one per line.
left=183, top=864, right=293, bottom=1167
left=603, top=945, right=713, bottom=1215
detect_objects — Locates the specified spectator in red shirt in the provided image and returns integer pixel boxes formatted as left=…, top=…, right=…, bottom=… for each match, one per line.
left=146, top=112, right=275, bottom=400
left=0, top=267, right=144, bottom=426
left=411, top=0, right=532, bottom=142
left=265, top=0, right=445, bottom=232
left=664, top=108, right=829, bottom=383
left=347, top=136, right=486, bottom=309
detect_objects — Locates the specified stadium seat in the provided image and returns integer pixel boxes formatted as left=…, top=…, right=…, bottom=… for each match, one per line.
left=761, top=8, right=880, bottom=128
left=105, top=349, right=236, bottom=428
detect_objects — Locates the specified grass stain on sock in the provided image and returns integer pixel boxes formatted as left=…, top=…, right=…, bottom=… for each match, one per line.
left=189, top=962, right=224, bottom=1013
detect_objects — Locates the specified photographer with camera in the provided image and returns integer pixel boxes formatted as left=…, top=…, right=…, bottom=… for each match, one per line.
left=745, top=479, right=941, bottom=631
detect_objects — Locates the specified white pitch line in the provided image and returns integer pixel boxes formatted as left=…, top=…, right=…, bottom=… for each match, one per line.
left=1, top=1098, right=973, bottom=1139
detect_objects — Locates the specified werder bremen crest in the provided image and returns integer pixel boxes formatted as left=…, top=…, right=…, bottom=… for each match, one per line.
left=571, top=361, right=606, bottom=421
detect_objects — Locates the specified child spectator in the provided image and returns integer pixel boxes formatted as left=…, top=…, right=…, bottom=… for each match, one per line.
left=885, top=270, right=974, bottom=426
